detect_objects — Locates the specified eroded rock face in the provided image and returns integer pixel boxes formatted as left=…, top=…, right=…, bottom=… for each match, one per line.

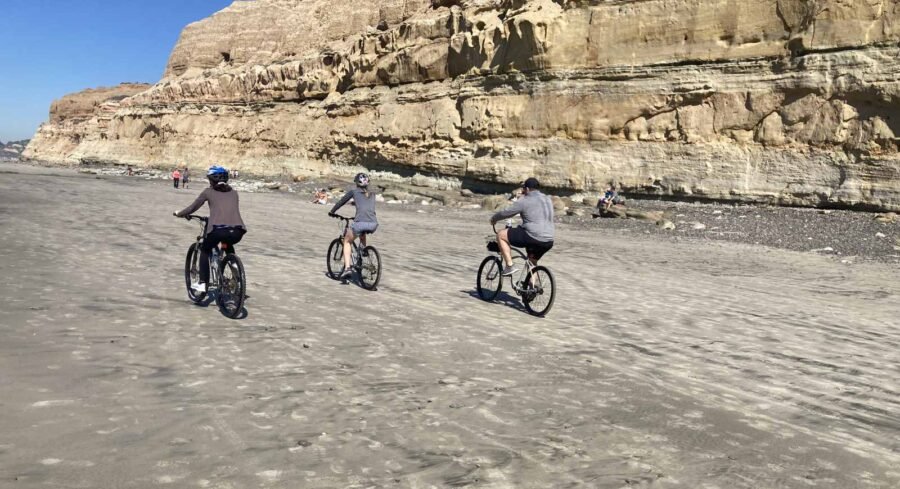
left=24, top=84, right=152, bottom=164
left=25, top=0, right=900, bottom=209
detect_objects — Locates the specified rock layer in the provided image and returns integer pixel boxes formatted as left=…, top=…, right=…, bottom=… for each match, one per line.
left=25, top=0, right=900, bottom=209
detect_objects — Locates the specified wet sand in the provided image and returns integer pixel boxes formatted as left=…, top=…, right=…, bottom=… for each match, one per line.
left=1, top=162, right=898, bottom=488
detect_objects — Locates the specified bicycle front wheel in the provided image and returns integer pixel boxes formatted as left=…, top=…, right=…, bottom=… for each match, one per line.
left=326, top=238, right=344, bottom=279
left=522, top=266, right=555, bottom=317
left=184, top=242, right=205, bottom=303
left=359, top=246, right=381, bottom=290
left=476, top=256, right=503, bottom=301
left=216, top=254, right=246, bottom=319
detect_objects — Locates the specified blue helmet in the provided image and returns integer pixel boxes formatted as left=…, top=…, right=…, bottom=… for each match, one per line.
left=207, top=165, right=229, bottom=184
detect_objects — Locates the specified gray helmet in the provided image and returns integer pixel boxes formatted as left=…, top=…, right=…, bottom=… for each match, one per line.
left=354, top=173, right=370, bottom=188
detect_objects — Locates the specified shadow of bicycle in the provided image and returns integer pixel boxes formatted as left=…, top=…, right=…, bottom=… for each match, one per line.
left=189, top=293, right=249, bottom=320
left=463, top=289, right=528, bottom=315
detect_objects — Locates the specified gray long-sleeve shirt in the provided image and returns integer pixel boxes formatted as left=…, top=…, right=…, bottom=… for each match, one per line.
left=331, top=187, right=378, bottom=224
left=176, top=187, right=246, bottom=235
left=491, top=190, right=555, bottom=242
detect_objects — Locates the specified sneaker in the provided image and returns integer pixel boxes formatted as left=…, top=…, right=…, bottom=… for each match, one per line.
left=501, top=265, right=519, bottom=276
left=339, top=269, right=353, bottom=280
left=191, top=282, right=207, bottom=294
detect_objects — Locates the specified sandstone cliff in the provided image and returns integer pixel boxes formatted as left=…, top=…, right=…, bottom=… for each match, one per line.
left=25, top=83, right=152, bottom=163
left=25, top=0, right=900, bottom=209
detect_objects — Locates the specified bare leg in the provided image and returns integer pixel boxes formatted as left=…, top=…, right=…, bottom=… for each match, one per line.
left=342, top=228, right=355, bottom=269
left=497, top=228, right=513, bottom=268
left=359, top=233, right=367, bottom=248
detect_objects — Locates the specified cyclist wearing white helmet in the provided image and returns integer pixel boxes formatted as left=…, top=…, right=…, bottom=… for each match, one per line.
left=329, top=172, right=378, bottom=279
left=174, top=165, right=247, bottom=293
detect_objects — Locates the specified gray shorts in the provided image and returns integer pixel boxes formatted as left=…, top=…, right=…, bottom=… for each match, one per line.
left=351, top=221, right=378, bottom=236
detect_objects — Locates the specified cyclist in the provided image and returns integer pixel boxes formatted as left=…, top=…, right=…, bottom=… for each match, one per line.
left=329, top=172, right=378, bottom=279
left=490, top=177, right=554, bottom=276
left=174, top=165, right=247, bottom=294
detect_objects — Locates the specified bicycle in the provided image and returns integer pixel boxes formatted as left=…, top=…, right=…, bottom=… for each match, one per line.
left=181, top=215, right=247, bottom=318
left=476, top=222, right=556, bottom=317
left=325, top=215, right=382, bottom=291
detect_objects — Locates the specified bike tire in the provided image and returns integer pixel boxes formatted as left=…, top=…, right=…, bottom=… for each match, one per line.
left=523, top=266, right=555, bottom=317
left=359, top=246, right=382, bottom=291
left=476, top=256, right=503, bottom=301
left=326, top=238, right=344, bottom=279
left=216, top=254, right=246, bottom=319
left=184, top=242, right=205, bottom=303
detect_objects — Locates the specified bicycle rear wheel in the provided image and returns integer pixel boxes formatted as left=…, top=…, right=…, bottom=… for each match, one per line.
left=216, top=254, right=246, bottom=319
left=359, top=246, right=381, bottom=290
left=476, top=256, right=503, bottom=301
left=184, top=243, right=205, bottom=303
left=522, top=266, right=555, bottom=317
left=326, top=238, right=344, bottom=279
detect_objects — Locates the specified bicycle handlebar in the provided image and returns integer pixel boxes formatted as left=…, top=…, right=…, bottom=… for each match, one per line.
left=178, top=214, right=209, bottom=222
left=329, top=214, right=354, bottom=221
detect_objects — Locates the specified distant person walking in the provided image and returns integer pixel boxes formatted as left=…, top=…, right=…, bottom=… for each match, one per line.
left=181, top=168, right=190, bottom=189
left=127, top=166, right=133, bottom=176
left=172, top=169, right=182, bottom=189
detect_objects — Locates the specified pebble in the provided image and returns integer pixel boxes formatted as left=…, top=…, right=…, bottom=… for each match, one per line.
left=564, top=198, right=900, bottom=262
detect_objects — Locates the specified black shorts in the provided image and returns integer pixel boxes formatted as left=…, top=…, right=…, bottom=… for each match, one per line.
left=202, top=226, right=246, bottom=253
left=507, top=226, right=553, bottom=261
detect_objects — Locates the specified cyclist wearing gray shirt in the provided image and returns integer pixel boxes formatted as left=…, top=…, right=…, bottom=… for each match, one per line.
left=490, top=177, right=554, bottom=276
left=329, top=173, right=378, bottom=278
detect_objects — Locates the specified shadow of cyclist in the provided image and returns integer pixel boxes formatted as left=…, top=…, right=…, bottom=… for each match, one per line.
left=462, top=289, right=529, bottom=315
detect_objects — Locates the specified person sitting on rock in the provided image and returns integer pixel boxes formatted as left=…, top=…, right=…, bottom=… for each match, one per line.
left=310, top=188, right=328, bottom=205
left=598, top=185, right=624, bottom=212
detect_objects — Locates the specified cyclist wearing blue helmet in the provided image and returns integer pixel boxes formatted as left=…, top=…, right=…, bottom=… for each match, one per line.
left=174, top=165, right=247, bottom=294
left=329, top=172, right=378, bottom=279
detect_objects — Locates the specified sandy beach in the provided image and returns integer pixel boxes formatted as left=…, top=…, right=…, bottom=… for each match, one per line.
left=0, top=162, right=898, bottom=488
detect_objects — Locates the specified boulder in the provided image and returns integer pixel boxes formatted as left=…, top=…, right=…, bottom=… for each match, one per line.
left=550, top=196, right=567, bottom=213
left=657, top=220, right=676, bottom=230
left=482, top=195, right=510, bottom=212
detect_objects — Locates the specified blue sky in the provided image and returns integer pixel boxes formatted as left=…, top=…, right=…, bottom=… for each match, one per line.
left=0, top=0, right=233, bottom=142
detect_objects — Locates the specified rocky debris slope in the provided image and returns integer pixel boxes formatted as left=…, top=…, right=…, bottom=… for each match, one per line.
left=0, top=140, right=29, bottom=159
left=24, top=0, right=900, bottom=210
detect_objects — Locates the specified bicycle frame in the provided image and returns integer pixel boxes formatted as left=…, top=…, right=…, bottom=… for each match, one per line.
left=489, top=221, right=539, bottom=297
left=187, top=215, right=227, bottom=289
left=334, top=214, right=372, bottom=267
left=506, top=248, right=538, bottom=296
left=333, top=215, right=362, bottom=266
